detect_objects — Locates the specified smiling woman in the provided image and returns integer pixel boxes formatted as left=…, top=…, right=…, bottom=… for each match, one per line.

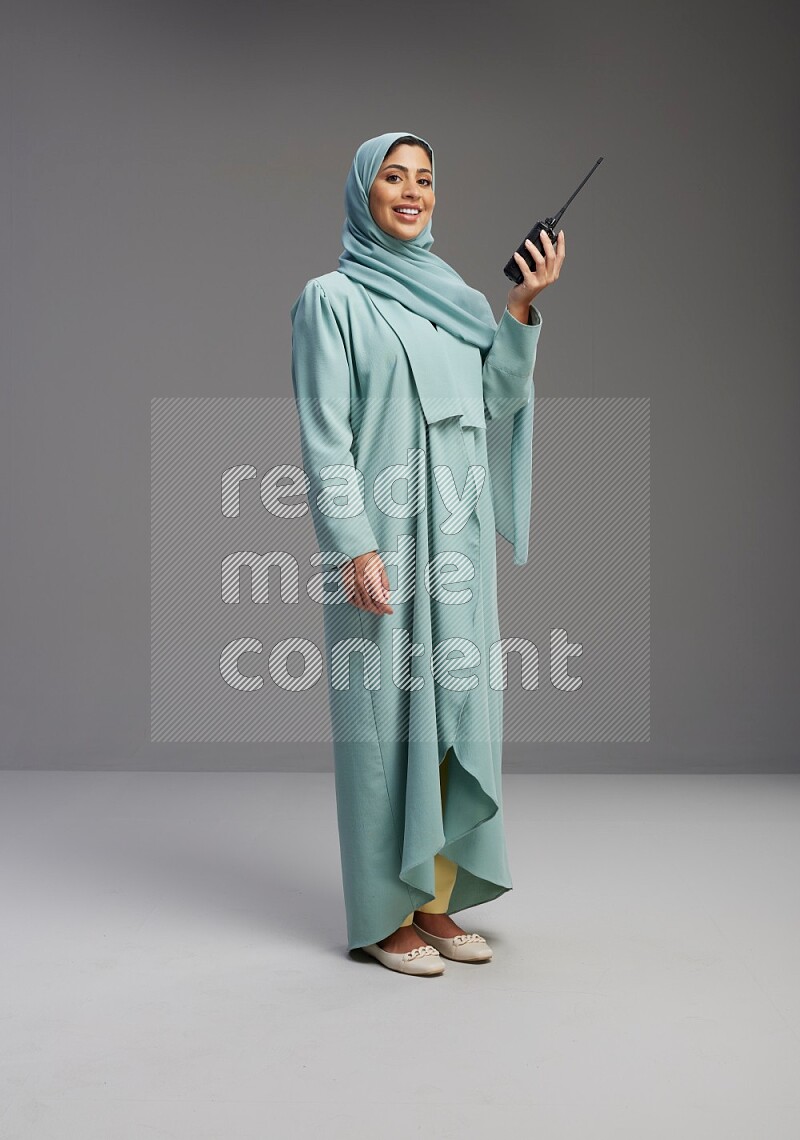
left=290, top=130, right=563, bottom=977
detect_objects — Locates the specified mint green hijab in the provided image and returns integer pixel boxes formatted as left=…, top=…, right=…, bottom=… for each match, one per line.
left=337, top=131, right=497, bottom=351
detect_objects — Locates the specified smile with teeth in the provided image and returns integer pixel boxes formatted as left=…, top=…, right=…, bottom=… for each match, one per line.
left=394, top=207, right=421, bottom=215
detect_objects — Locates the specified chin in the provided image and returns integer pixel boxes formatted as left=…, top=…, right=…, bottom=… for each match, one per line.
left=390, top=224, right=424, bottom=240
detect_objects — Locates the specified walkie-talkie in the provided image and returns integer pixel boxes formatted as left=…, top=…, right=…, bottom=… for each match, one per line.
left=503, top=157, right=604, bottom=284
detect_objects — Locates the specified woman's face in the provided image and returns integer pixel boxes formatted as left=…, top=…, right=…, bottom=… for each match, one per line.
left=368, top=143, right=435, bottom=241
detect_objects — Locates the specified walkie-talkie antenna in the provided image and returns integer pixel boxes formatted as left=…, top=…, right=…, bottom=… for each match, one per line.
left=548, top=157, right=604, bottom=228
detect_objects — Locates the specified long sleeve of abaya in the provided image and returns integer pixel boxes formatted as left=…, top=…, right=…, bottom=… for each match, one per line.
left=481, top=303, right=543, bottom=564
left=290, top=280, right=380, bottom=565
left=482, top=304, right=543, bottom=423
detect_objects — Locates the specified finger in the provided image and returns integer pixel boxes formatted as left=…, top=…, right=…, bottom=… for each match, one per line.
left=365, top=557, right=387, bottom=605
left=361, top=583, right=391, bottom=614
left=513, top=251, right=536, bottom=288
left=523, top=239, right=545, bottom=266
left=363, top=563, right=391, bottom=614
left=347, top=562, right=371, bottom=612
left=357, top=555, right=379, bottom=607
left=358, top=570, right=383, bottom=614
left=540, top=232, right=558, bottom=281
left=367, top=565, right=393, bottom=613
left=546, top=240, right=557, bottom=273
left=516, top=246, right=543, bottom=288
left=536, top=239, right=554, bottom=281
left=357, top=584, right=380, bottom=615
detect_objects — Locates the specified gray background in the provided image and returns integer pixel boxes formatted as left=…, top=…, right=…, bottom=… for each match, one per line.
left=2, top=0, right=797, bottom=771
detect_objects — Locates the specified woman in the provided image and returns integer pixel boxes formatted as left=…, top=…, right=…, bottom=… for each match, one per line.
left=290, top=131, right=565, bottom=976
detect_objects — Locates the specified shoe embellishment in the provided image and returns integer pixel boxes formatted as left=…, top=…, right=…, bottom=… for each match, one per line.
left=402, top=945, right=439, bottom=962
left=452, top=933, right=486, bottom=946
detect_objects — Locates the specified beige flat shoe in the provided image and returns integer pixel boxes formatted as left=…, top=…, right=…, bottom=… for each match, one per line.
left=361, top=940, right=445, bottom=976
left=412, top=920, right=493, bottom=962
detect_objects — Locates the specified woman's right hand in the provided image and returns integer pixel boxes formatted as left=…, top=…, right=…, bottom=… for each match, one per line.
left=341, top=550, right=394, bottom=615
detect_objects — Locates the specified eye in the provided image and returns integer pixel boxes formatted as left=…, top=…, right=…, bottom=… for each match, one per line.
left=385, top=173, right=432, bottom=187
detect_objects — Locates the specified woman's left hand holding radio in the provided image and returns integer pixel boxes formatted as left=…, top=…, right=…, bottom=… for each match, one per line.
left=507, top=229, right=565, bottom=323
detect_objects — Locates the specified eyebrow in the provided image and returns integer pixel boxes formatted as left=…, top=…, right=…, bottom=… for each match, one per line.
left=381, top=163, right=433, bottom=175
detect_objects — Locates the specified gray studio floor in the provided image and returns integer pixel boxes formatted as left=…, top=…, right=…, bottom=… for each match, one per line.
left=0, top=771, right=798, bottom=1139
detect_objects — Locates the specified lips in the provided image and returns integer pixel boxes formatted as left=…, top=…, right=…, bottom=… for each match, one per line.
left=393, top=207, right=421, bottom=215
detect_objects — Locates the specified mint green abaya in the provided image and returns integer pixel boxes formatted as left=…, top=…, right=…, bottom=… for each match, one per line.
left=290, top=132, right=543, bottom=950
